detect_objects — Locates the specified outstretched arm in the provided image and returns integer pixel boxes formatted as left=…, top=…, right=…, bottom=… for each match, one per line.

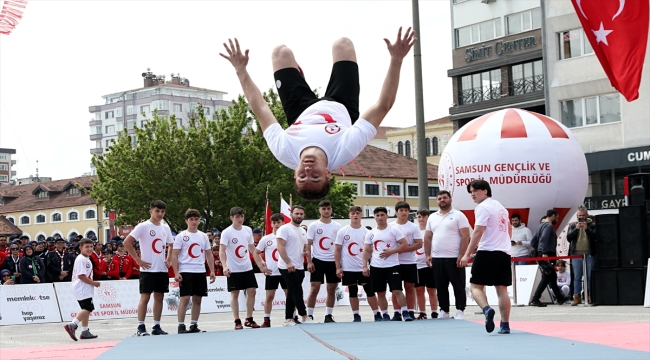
left=220, top=39, right=278, bottom=132
left=361, top=27, right=416, bottom=130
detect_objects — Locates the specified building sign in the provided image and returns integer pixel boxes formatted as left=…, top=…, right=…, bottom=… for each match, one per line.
left=465, top=36, right=537, bottom=63
left=583, top=195, right=626, bottom=210
left=586, top=146, right=650, bottom=172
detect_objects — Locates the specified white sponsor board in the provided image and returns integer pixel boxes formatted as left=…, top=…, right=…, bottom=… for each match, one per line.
left=0, top=284, right=62, bottom=325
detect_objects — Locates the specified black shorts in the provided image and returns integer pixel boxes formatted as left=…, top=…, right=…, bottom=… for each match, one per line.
left=77, top=298, right=95, bottom=312
left=342, top=271, right=371, bottom=286
left=399, top=264, right=418, bottom=284
left=274, top=61, right=359, bottom=126
left=227, top=270, right=258, bottom=292
left=139, top=272, right=170, bottom=294
left=470, top=250, right=512, bottom=286
left=370, top=265, right=402, bottom=293
left=416, top=267, right=436, bottom=288
left=179, top=272, right=208, bottom=297
left=310, top=258, right=340, bottom=284
left=265, top=275, right=288, bottom=290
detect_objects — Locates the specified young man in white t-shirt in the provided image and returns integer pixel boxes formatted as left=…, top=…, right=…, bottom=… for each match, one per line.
left=460, top=180, right=512, bottom=335
left=64, top=238, right=100, bottom=341
left=171, top=209, right=216, bottom=334
left=334, top=206, right=380, bottom=322
left=255, top=213, right=287, bottom=328
left=220, top=28, right=416, bottom=200
left=276, top=205, right=314, bottom=326
left=362, top=207, right=413, bottom=322
left=389, top=201, right=422, bottom=321
left=124, top=200, right=175, bottom=336
left=306, top=200, right=341, bottom=322
left=220, top=207, right=263, bottom=330
left=424, top=191, right=471, bottom=320
left=414, top=209, right=438, bottom=320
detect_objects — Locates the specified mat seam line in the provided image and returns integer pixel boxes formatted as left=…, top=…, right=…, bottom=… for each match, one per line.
left=300, top=327, right=359, bottom=360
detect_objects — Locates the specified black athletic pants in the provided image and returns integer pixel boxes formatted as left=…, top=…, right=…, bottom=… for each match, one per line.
left=432, top=257, right=466, bottom=312
left=280, top=268, right=306, bottom=320
left=532, top=255, right=563, bottom=302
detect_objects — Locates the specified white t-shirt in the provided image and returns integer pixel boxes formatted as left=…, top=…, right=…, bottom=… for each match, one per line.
left=276, top=224, right=306, bottom=270
left=390, top=221, right=421, bottom=265
left=263, top=100, right=377, bottom=170
left=474, top=198, right=511, bottom=254
left=71, top=254, right=94, bottom=301
left=364, top=226, right=405, bottom=268
left=334, top=225, right=368, bottom=272
left=415, top=229, right=428, bottom=269
left=173, top=230, right=210, bottom=273
left=220, top=226, right=254, bottom=273
left=130, top=220, right=174, bottom=273
left=257, top=233, right=281, bottom=276
left=426, top=209, right=471, bottom=258
left=307, top=220, right=341, bottom=262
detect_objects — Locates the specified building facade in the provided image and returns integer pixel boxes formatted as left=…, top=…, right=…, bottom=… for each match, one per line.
left=385, top=116, right=453, bottom=165
left=543, top=0, right=650, bottom=211
left=449, top=0, right=545, bottom=132
left=88, top=69, right=231, bottom=172
left=0, top=148, right=16, bottom=184
left=0, top=177, right=109, bottom=242
left=333, top=145, right=440, bottom=216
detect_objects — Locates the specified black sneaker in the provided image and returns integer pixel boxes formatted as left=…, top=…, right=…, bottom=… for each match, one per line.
left=484, top=307, right=496, bottom=333
left=261, top=317, right=271, bottom=328
left=136, top=324, right=150, bottom=336
left=402, top=310, right=414, bottom=322
left=293, top=316, right=299, bottom=323
left=151, top=324, right=168, bottom=335
left=324, top=315, right=336, bottom=323
left=374, top=313, right=382, bottom=322
left=308, top=315, right=314, bottom=321
left=382, top=313, right=391, bottom=321
left=529, top=300, right=547, bottom=307
left=390, top=312, right=402, bottom=321
left=353, top=314, right=361, bottom=322
left=188, top=324, right=204, bottom=333
left=416, top=312, right=427, bottom=320
left=431, top=311, right=438, bottom=319
left=178, top=324, right=188, bottom=334
left=408, top=310, right=415, bottom=319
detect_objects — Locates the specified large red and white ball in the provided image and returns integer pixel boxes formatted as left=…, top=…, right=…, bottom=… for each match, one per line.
left=438, top=108, right=588, bottom=241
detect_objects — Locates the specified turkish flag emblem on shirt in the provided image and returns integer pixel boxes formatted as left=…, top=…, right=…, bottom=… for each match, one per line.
left=571, top=0, right=649, bottom=101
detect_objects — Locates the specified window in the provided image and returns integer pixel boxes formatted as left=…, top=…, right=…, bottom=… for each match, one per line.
left=20, top=216, right=30, bottom=225
left=105, top=125, right=115, bottom=134
left=0, top=154, right=6, bottom=159
left=36, top=214, right=45, bottom=223
left=105, top=139, right=111, bottom=148
left=37, top=191, right=48, bottom=199
left=460, top=69, right=501, bottom=104
left=456, top=18, right=502, bottom=47
left=365, top=183, right=380, bottom=196
left=69, top=187, right=80, bottom=195
left=52, top=213, right=62, bottom=222
left=407, top=185, right=418, bottom=197
left=425, top=138, right=431, bottom=156
left=7, top=216, right=14, bottom=224
left=91, top=126, right=101, bottom=135
left=127, top=105, right=134, bottom=115
left=116, top=108, right=122, bottom=117
left=204, top=107, right=211, bottom=116
left=432, top=137, right=439, bottom=156
left=510, top=60, right=543, bottom=96
left=173, top=103, right=183, bottom=112
left=85, top=209, right=96, bottom=219
left=154, top=100, right=168, bottom=111
left=0, top=164, right=7, bottom=170
left=561, top=93, right=621, bottom=128
left=95, top=140, right=101, bottom=149
left=386, top=184, right=401, bottom=197
left=397, top=141, right=404, bottom=155
left=86, top=231, right=96, bottom=239
left=141, top=120, right=148, bottom=128
left=405, top=141, right=411, bottom=158
left=428, top=186, right=439, bottom=198
left=507, top=8, right=542, bottom=35
left=559, top=29, right=594, bottom=60
left=0, top=175, right=7, bottom=182
left=104, top=111, right=114, bottom=119
left=68, top=212, right=78, bottom=221
left=140, top=105, right=150, bottom=114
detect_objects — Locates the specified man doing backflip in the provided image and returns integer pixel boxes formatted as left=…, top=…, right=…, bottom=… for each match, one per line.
left=220, top=27, right=416, bottom=200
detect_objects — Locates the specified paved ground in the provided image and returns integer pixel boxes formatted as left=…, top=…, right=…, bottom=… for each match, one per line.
left=1, top=304, right=649, bottom=349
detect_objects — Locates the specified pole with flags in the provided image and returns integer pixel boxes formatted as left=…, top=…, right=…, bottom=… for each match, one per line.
left=264, top=184, right=272, bottom=235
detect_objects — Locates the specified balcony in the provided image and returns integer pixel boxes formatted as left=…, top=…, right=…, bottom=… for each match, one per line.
left=89, top=105, right=102, bottom=113
left=509, top=75, right=544, bottom=96
left=89, top=134, right=102, bottom=141
left=89, top=119, right=102, bottom=126
left=459, top=83, right=502, bottom=105
left=90, top=148, right=103, bottom=155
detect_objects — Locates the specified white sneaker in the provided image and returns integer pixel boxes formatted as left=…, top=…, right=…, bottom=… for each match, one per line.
left=302, top=317, right=316, bottom=324
left=454, top=310, right=465, bottom=320
left=283, top=320, right=296, bottom=327
left=438, top=310, right=450, bottom=319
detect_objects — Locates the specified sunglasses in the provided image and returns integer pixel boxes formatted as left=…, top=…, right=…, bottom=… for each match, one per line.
left=2, top=274, right=10, bottom=277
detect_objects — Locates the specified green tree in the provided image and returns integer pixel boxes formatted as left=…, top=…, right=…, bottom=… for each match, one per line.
left=89, top=89, right=355, bottom=232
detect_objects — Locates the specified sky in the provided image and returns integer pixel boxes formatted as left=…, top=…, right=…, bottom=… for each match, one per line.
left=0, top=0, right=453, bottom=181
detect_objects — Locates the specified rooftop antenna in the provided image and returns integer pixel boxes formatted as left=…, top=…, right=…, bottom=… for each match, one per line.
left=36, top=160, right=39, bottom=178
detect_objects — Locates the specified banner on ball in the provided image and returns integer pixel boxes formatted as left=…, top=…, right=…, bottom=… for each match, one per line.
left=0, top=284, right=62, bottom=326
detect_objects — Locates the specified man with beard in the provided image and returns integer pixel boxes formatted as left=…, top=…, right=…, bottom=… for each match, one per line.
left=530, top=210, right=567, bottom=306
left=47, top=238, right=74, bottom=282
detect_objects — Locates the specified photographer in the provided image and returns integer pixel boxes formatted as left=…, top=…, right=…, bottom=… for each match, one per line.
left=566, top=206, right=596, bottom=306
left=529, top=210, right=567, bottom=306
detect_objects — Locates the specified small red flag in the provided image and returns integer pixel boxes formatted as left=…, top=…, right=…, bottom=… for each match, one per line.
left=264, top=200, right=273, bottom=235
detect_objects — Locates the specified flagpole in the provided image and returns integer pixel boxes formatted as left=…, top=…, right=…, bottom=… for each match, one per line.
left=264, top=184, right=270, bottom=234
left=290, top=194, right=293, bottom=208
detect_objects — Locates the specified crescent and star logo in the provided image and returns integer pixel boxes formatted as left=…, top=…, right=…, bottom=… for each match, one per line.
left=324, top=124, right=341, bottom=134
left=232, top=238, right=238, bottom=244
left=316, top=229, right=323, bottom=234
left=347, top=242, right=362, bottom=256
left=373, top=240, right=385, bottom=251
left=369, top=234, right=374, bottom=240
left=271, top=248, right=279, bottom=262
left=318, top=237, right=332, bottom=251
left=343, top=235, right=350, bottom=241
left=188, top=243, right=201, bottom=258
left=150, top=230, right=156, bottom=236
left=234, top=245, right=246, bottom=259
left=152, top=238, right=163, bottom=254
left=416, top=249, right=425, bottom=256
left=266, top=240, right=273, bottom=246
left=182, top=236, right=190, bottom=242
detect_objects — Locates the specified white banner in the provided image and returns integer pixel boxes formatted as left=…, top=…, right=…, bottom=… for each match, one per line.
left=0, top=284, right=62, bottom=326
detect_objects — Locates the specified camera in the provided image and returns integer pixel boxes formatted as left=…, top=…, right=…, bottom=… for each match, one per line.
left=578, top=218, right=585, bottom=223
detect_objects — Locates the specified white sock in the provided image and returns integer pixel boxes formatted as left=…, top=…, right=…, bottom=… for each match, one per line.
left=353, top=310, right=359, bottom=315
left=326, top=307, right=333, bottom=315
left=138, top=321, right=145, bottom=326
left=293, top=311, right=297, bottom=317
left=72, top=318, right=80, bottom=326
left=307, top=307, right=314, bottom=316
left=191, top=320, right=197, bottom=325
left=401, top=306, right=407, bottom=312
left=178, top=322, right=184, bottom=326
left=82, top=327, right=89, bottom=331
left=374, top=309, right=380, bottom=315
left=264, top=313, right=271, bottom=318
left=153, top=320, right=160, bottom=326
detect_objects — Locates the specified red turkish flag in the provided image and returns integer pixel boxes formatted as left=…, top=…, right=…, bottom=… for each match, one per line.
left=264, top=200, right=273, bottom=235
left=571, top=0, right=649, bottom=101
